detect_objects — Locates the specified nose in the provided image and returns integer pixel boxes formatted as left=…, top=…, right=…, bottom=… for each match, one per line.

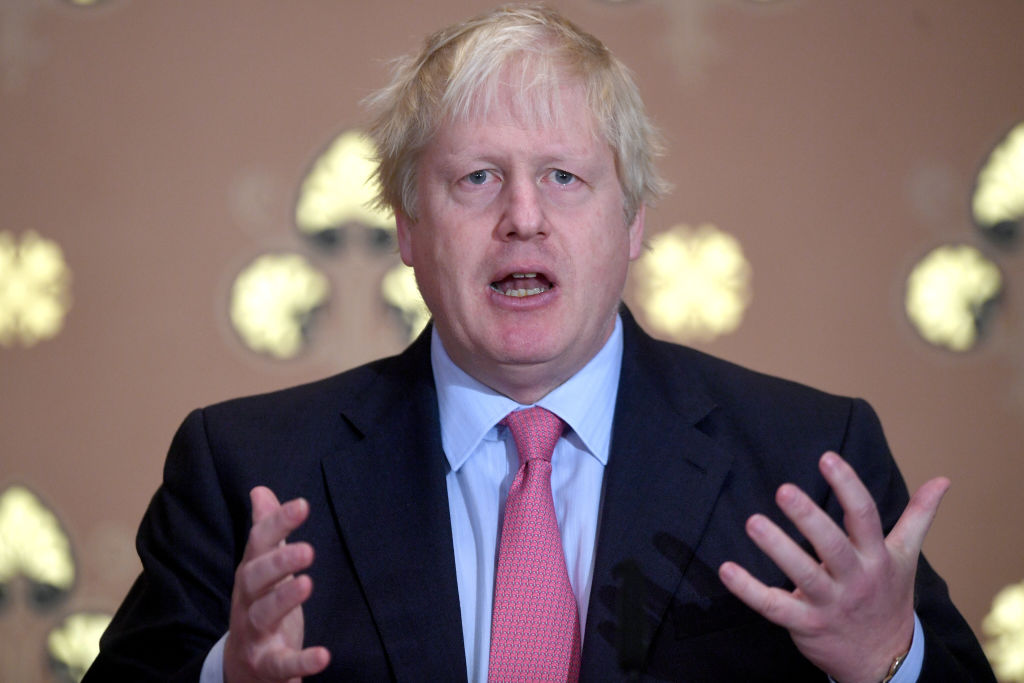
left=498, top=176, right=545, bottom=241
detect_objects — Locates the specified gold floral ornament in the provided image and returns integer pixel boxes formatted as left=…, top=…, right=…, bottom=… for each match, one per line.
left=983, top=579, right=1024, bottom=682
left=905, top=244, right=1002, bottom=352
left=47, top=612, right=112, bottom=683
left=229, top=253, right=330, bottom=360
left=381, top=264, right=430, bottom=341
left=295, top=130, right=395, bottom=247
left=634, top=223, right=752, bottom=342
left=0, top=486, right=75, bottom=607
left=973, top=121, right=1024, bottom=242
left=0, top=230, right=72, bottom=348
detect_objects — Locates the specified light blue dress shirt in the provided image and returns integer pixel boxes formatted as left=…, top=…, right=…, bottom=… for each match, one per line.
left=200, top=313, right=922, bottom=682
left=434, top=317, right=623, bottom=682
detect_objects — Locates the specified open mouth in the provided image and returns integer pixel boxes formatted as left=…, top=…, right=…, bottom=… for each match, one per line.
left=490, top=272, right=554, bottom=298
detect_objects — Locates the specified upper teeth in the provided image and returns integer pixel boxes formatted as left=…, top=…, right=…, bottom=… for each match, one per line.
left=513, top=273, right=536, bottom=278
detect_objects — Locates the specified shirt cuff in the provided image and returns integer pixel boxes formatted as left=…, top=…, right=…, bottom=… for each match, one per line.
left=199, top=632, right=228, bottom=683
left=888, top=613, right=924, bottom=683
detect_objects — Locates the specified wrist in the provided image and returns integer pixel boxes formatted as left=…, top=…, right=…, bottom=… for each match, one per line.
left=872, top=614, right=915, bottom=683
left=831, top=632, right=914, bottom=683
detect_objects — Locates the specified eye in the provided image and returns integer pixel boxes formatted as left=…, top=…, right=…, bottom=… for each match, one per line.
left=549, top=169, right=578, bottom=186
left=464, top=170, right=492, bottom=185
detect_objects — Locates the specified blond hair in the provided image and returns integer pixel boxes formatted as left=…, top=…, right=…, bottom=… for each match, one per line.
left=365, top=4, right=667, bottom=223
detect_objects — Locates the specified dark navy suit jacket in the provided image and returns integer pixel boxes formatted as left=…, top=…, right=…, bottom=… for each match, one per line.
left=86, top=311, right=994, bottom=681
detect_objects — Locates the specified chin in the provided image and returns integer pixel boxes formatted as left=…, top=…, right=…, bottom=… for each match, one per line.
left=489, top=326, right=561, bottom=356
left=494, top=343, right=577, bottom=377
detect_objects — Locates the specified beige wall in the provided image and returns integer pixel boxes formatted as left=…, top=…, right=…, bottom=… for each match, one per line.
left=2, top=0, right=1022, bottom=679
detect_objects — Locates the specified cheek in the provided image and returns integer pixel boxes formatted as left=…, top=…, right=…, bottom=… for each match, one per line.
left=415, top=223, right=480, bottom=286
left=428, top=213, right=491, bottom=262
left=590, top=235, right=634, bottom=287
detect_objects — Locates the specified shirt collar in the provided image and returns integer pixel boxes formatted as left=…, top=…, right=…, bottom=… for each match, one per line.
left=432, top=315, right=624, bottom=472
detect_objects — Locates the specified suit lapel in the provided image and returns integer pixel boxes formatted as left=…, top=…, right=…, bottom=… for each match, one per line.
left=320, top=331, right=468, bottom=681
left=581, top=312, right=735, bottom=678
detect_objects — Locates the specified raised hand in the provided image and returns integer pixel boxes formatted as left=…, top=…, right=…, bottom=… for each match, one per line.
left=223, top=486, right=331, bottom=683
left=718, top=452, right=950, bottom=683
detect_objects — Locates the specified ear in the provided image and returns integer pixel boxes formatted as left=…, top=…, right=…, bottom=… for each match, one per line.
left=395, top=210, right=415, bottom=267
left=627, top=204, right=646, bottom=261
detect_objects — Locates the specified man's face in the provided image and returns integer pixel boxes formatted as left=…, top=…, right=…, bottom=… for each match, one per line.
left=396, top=81, right=645, bottom=403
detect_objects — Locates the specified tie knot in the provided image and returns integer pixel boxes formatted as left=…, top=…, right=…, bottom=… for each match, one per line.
left=500, top=406, right=565, bottom=465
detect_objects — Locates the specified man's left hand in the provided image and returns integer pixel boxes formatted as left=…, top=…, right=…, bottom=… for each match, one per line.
left=718, top=451, right=950, bottom=683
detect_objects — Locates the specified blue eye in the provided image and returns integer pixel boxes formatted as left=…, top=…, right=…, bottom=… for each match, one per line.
left=551, top=169, right=576, bottom=185
left=466, top=170, right=489, bottom=185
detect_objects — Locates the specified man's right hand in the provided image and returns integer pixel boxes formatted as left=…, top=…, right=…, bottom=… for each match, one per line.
left=223, top=486, right=331, bottom=683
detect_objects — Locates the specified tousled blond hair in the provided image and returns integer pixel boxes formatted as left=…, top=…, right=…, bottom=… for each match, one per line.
left=365, top=4, right=667, bottom=223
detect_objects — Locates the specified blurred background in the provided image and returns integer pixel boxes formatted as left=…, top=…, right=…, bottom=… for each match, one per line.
left=1, top=0, right=1022, bottom=680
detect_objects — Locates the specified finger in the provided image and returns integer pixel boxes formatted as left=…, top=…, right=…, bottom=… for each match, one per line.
left=250, top=486, right=281, bottom=525
left=257, top=645, right=331, bottom=680
left=774, top=482, right=860, bottom=579
left=248, top=574, right=314, bottom=633
left=237, top=541, right=315, bottom=604
left=244, top=495, right=310, bottom=560
left=886, top=477, right=950, bottom=557
left=743, top=513, right=834, bottom=603
left=718, top=561, right=809, bottom=629
left=819, top=452, right=884, bottom=551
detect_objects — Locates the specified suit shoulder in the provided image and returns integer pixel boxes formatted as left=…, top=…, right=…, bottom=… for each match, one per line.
left=655, top=336, right=852, bottom=403
left=635, top=333, right=873, bottom=442
left=631, top=334, right=892, bottom=484
left=205, top=356, right=389, bottom=417
left=191, top=346, right=426, bottom=449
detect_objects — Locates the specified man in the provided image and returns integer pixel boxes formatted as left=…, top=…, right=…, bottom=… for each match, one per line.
left=86, top=5, right=994, bottom=682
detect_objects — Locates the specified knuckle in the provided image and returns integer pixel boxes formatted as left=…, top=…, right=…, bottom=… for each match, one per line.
left=246, top=603, right=266, bottom=633
left=851, top=499, right=878, bottom=523
left=283, top=543, right=307, bottom=571
left=796, top=564, right=821, bottom=590
left=821, top=533, right=850, bottom=561
left=270, top=546, right=292, bottom=575
left=866, top=553, right=894, bottom=582
left=759, top=591, right=784, bottom=620
left=803, top=610, right=828, bottom=634
left=236, top=564, right=259, bottom=603
left=842, top=574, right=878, bottom=606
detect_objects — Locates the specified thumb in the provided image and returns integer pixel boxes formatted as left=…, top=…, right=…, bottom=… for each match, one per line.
left=886, top=477, right=950, bottom=557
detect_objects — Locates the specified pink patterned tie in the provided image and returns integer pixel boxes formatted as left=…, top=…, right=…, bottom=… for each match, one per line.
left=488, top=407, right=581, bottom=682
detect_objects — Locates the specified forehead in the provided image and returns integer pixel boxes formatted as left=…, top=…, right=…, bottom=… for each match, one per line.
left=430, top=78, right=604, bottom=160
